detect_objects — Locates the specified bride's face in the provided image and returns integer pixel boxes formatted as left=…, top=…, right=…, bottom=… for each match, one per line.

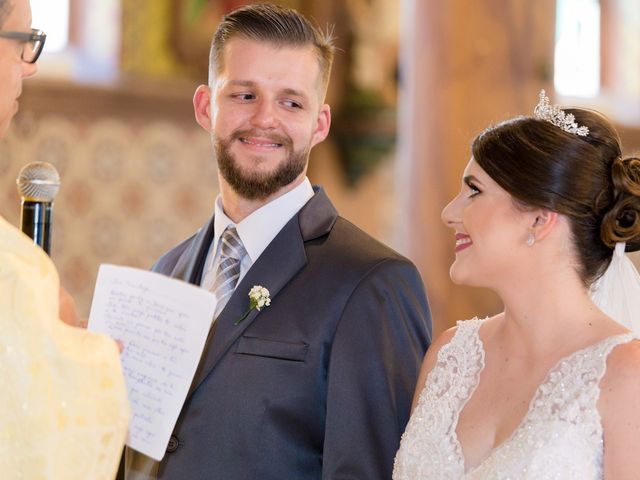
left=441, top=157, right=532, bottom=288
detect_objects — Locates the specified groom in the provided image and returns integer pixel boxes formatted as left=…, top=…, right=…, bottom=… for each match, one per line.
left=124, top=3, right=431, bottom=479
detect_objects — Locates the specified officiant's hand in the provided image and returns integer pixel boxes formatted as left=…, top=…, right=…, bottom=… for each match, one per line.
left=59, top=285, right=86, bottom=328
left=59, top=286, right=124, bottom=353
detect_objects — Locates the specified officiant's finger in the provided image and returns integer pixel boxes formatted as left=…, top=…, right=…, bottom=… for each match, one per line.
left=59, top=286, right=82, bottom=328
left=115, top=339, right=124, bottom=354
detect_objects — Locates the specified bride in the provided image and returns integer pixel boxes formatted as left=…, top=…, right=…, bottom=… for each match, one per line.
left=393, top=91, right=640, bottom=479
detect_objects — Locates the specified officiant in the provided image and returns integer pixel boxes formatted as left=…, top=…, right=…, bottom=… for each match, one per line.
left=0, top=0, right=129, bottom=478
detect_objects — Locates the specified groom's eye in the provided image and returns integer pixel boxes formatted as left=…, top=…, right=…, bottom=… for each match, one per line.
left=232, top=93, right=256, bottom=101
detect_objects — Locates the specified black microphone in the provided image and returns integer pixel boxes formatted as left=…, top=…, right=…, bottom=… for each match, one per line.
left=16, top=162, right=60, bottom=255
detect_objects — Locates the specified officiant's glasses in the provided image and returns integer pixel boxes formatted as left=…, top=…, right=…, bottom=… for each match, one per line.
left=0, top=28, right=47, bottom=63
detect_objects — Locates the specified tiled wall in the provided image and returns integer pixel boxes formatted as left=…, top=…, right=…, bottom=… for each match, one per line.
left=1, top=110, right=217, bottom=316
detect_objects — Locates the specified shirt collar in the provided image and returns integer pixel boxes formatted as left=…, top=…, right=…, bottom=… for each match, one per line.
left=213, top=178, right=314, bottom=263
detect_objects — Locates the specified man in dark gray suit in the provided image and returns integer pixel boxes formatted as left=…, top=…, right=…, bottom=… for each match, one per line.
left=125, top=3, right=431, bottom=479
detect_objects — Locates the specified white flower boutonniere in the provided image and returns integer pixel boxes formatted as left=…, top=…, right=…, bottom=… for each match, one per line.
left=235, top=285, right=271, bottom=325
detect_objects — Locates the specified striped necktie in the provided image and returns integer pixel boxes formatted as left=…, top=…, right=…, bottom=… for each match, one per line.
left=124, top=228, right=247, bottom=478
left=211, top=226, right=247, bottom=318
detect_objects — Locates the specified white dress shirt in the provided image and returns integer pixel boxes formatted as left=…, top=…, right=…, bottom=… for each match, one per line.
left=200, top=178, right=315, bottom=291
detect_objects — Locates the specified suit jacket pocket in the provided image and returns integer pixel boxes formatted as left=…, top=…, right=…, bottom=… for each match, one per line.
left=236, top=336, right=309, bottom=362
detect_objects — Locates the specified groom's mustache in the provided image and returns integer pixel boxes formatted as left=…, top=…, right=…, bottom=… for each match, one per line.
left=230, top=129, right=293, bottom=149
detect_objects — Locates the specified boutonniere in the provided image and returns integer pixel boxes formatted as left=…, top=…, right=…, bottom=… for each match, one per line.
left=235, top=285, right=271, bottom=325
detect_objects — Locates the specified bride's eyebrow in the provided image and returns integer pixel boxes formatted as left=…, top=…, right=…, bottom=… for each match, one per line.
left=463, top=175, right=483, bottom=186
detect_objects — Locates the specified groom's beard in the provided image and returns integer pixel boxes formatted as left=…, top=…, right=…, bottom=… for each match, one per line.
left=215, top=129, right=309, bottom=201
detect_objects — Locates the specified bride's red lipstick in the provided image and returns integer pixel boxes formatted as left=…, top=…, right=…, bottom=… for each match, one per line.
left=455, top=233, right=472, bottom=253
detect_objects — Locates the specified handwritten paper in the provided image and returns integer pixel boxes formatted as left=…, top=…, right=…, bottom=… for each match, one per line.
left=88, top=264, right=216, bottom=461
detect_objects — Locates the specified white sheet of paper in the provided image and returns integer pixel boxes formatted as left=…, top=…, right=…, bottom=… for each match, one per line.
left=88, top=264, right=216, bottom=461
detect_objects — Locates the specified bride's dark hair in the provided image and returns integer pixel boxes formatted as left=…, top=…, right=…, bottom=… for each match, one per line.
left=472, top=108, right=640, bottom=286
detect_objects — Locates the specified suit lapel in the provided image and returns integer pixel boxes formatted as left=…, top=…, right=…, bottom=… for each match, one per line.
left=170, top=216, right=215, bottom=285
left=187, top=216, right=306, bottom=398
left=186, top=188, right=338, bottom=398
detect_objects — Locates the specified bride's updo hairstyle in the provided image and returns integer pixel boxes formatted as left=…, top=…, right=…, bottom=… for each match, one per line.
left=471, top=108, right=640, bottom=286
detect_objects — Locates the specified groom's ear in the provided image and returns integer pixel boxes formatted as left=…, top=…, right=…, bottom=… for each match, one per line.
left=530, top=209, right=558, bottom=242
left=194, top=85, right=213, bottom=132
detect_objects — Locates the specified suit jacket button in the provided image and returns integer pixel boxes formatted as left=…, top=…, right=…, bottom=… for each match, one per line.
left=166, top=435, right=179, bottom=453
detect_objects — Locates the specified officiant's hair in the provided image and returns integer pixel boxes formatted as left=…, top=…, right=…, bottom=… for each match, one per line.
left=472, top=108, right=640, bottom=286
left=208, top=3, right=335, bottom=92
left=0, top=0, right=12, bottom=26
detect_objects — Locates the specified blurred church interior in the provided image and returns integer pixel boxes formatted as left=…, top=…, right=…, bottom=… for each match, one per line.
left=1, top=0, right=638, bottom=335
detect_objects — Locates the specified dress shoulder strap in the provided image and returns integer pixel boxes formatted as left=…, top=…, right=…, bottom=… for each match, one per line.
left=400, top=317, right=487, bottom=478
left=589, top=332, right=638, bottom=383
left=528, top=332, right=638, bottom=428
left=454, top=317, right=485, bottom=338
left=418, top=317, right=486, bottom=407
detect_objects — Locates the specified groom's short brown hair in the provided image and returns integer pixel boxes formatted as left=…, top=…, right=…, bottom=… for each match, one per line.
left=208, top=3, right=335, bottom=92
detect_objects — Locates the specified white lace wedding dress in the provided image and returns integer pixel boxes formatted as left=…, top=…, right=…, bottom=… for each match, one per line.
left=393, top=318, right=637, bottom=479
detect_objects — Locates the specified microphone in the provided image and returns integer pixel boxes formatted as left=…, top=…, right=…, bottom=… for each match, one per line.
left=16, top=162, right=61, bottom=255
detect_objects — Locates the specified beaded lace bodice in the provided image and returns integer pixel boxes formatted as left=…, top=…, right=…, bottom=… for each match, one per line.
left=393, top=318, right=637, bottom=480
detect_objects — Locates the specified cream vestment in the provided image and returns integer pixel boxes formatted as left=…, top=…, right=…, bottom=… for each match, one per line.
left=0, top=216, right=129, bottom=479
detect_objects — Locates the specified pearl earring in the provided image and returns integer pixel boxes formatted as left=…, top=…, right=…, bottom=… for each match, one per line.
left=526, top=233, right=535, bottom=247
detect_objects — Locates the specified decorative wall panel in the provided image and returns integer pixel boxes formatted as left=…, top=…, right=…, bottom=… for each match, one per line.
left=1, top=112, right=216, bottom=317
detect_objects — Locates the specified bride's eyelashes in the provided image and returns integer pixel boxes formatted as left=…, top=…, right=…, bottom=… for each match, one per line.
left=464, top=178, right=481, bottom=197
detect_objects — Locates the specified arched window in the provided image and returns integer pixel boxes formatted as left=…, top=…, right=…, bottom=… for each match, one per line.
left=30, top=0, right=121, bottom=82
left=554, top=0, right=601, bottom=98
left=31, top=0, right=70, bottom=52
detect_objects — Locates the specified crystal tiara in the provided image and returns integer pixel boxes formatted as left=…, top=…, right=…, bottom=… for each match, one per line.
left=533, top=89, right=589, bottom=137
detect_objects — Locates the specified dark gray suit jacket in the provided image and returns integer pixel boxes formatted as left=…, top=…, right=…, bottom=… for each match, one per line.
left=149, top=188, right=431, bottom=479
